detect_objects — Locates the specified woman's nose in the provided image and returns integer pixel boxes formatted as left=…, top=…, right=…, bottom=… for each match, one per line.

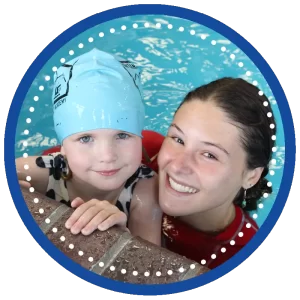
left=169, top=151, right=193, bottom=175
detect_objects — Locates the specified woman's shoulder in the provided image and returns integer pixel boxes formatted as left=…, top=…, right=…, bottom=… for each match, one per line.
left=240, top=207, right=259, bottom=233
left=218, top=205, right=258, bottom=244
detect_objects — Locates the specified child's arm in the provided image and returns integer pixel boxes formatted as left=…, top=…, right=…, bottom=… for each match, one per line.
left=128, top=175, right=162, bottom=246
left=15, top=156, right=49, bottom=193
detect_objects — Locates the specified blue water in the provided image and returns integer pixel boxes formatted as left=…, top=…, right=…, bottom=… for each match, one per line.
left=15, top=15, right=285, bottom=227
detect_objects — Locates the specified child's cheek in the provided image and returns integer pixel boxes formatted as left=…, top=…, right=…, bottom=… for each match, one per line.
left=68, top=151, right=89, bottom=171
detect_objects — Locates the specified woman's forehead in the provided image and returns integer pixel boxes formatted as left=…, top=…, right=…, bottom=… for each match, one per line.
left=174, top=101, right=234, bottom=130
left=173, top=101, right=244, bottom=150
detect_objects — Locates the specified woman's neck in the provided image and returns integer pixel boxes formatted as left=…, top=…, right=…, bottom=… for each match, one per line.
left=66, top=175, right=125, bottom=205
left=178, top=202, right=236, bottom=234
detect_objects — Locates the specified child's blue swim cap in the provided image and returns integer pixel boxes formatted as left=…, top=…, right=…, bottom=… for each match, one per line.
left=51, top=48, right=145, bottom=143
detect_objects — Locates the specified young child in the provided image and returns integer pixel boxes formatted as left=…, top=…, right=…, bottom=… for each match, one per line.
left=16, top=48, right=162, bottom=246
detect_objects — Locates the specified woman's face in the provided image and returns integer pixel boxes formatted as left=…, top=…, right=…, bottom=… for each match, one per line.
left=158, top=100, right=255, bottom=216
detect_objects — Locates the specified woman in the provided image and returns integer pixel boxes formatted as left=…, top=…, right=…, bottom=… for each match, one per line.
left=157, top=77, right=275, bottom=269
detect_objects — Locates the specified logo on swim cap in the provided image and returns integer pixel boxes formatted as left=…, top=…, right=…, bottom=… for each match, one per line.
left=53, top=61, right=78, bottom=110
left=120, top=60, right=142, bottom=96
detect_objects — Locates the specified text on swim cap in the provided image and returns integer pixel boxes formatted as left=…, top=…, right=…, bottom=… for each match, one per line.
left=53, top=73, right=68, bottom=104
left=54, top=97, right=67, bottom=110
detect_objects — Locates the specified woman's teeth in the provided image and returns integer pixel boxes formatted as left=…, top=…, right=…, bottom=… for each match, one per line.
left=169, top=176, right=198, bottom=194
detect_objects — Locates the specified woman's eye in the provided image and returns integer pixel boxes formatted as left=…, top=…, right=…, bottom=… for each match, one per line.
left=167, top=134, right=184, bottom=145
left=117, top=133, right=130, bottom=139
left=203, top=152, right=217, bottom=160
left=79, top=136, right=93, bottom=143
left=173, top=137, right=184, bottom=145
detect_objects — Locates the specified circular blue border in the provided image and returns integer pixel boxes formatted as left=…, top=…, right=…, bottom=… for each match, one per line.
left=5, top=4, right=295, bottom=295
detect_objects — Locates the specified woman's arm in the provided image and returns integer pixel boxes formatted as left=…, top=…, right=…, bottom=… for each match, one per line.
left=128, top=175, right=162, bottom=246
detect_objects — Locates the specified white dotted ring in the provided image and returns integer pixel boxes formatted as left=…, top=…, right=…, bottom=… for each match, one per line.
left=21, top=20, right=278, bottom=275
left=41, top=220, right=204, bottom=277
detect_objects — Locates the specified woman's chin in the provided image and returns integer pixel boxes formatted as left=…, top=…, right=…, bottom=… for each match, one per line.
left=159, top=197, right=189, bottom=217
left=159, top=188, right=198, bottom=217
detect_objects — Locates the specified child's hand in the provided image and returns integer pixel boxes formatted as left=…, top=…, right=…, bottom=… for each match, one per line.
left=65, top=198, right=128, bottom=235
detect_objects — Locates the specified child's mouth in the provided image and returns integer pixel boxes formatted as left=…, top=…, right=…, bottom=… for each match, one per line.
left=96, top=169, right=121, bottom=176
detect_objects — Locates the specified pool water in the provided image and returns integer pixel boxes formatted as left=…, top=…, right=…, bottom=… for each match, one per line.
left=14, top=15, right=285, bottom=227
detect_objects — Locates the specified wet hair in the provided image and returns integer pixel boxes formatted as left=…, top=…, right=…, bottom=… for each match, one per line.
left=177, top=77, right=276, bottom=211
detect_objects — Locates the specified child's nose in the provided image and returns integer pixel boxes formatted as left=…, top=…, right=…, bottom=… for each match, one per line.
left=94, top=142, right=118, bottom=163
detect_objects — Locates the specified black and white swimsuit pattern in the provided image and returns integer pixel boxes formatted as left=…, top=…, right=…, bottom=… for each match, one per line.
left=35, top=152, right=155, bottom=218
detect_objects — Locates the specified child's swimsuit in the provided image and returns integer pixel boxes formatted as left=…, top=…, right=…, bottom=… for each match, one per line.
left=35, top=152, right=155, bottom=217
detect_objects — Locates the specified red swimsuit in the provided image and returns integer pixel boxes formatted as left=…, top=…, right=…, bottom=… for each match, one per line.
left=162, top=206, right=259, bottom=269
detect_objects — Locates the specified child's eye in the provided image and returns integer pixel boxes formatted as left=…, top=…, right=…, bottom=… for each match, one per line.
left=117, top=133, right=130, bottom=139
left=203, top=152, right=217, bottom=160
left=79, top=136, right=93, bottom=143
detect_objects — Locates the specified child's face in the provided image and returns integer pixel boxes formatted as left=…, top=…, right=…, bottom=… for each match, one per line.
left=157, top=100, right=251, bottom=217
left=61, top=129, right=142, bottom=191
